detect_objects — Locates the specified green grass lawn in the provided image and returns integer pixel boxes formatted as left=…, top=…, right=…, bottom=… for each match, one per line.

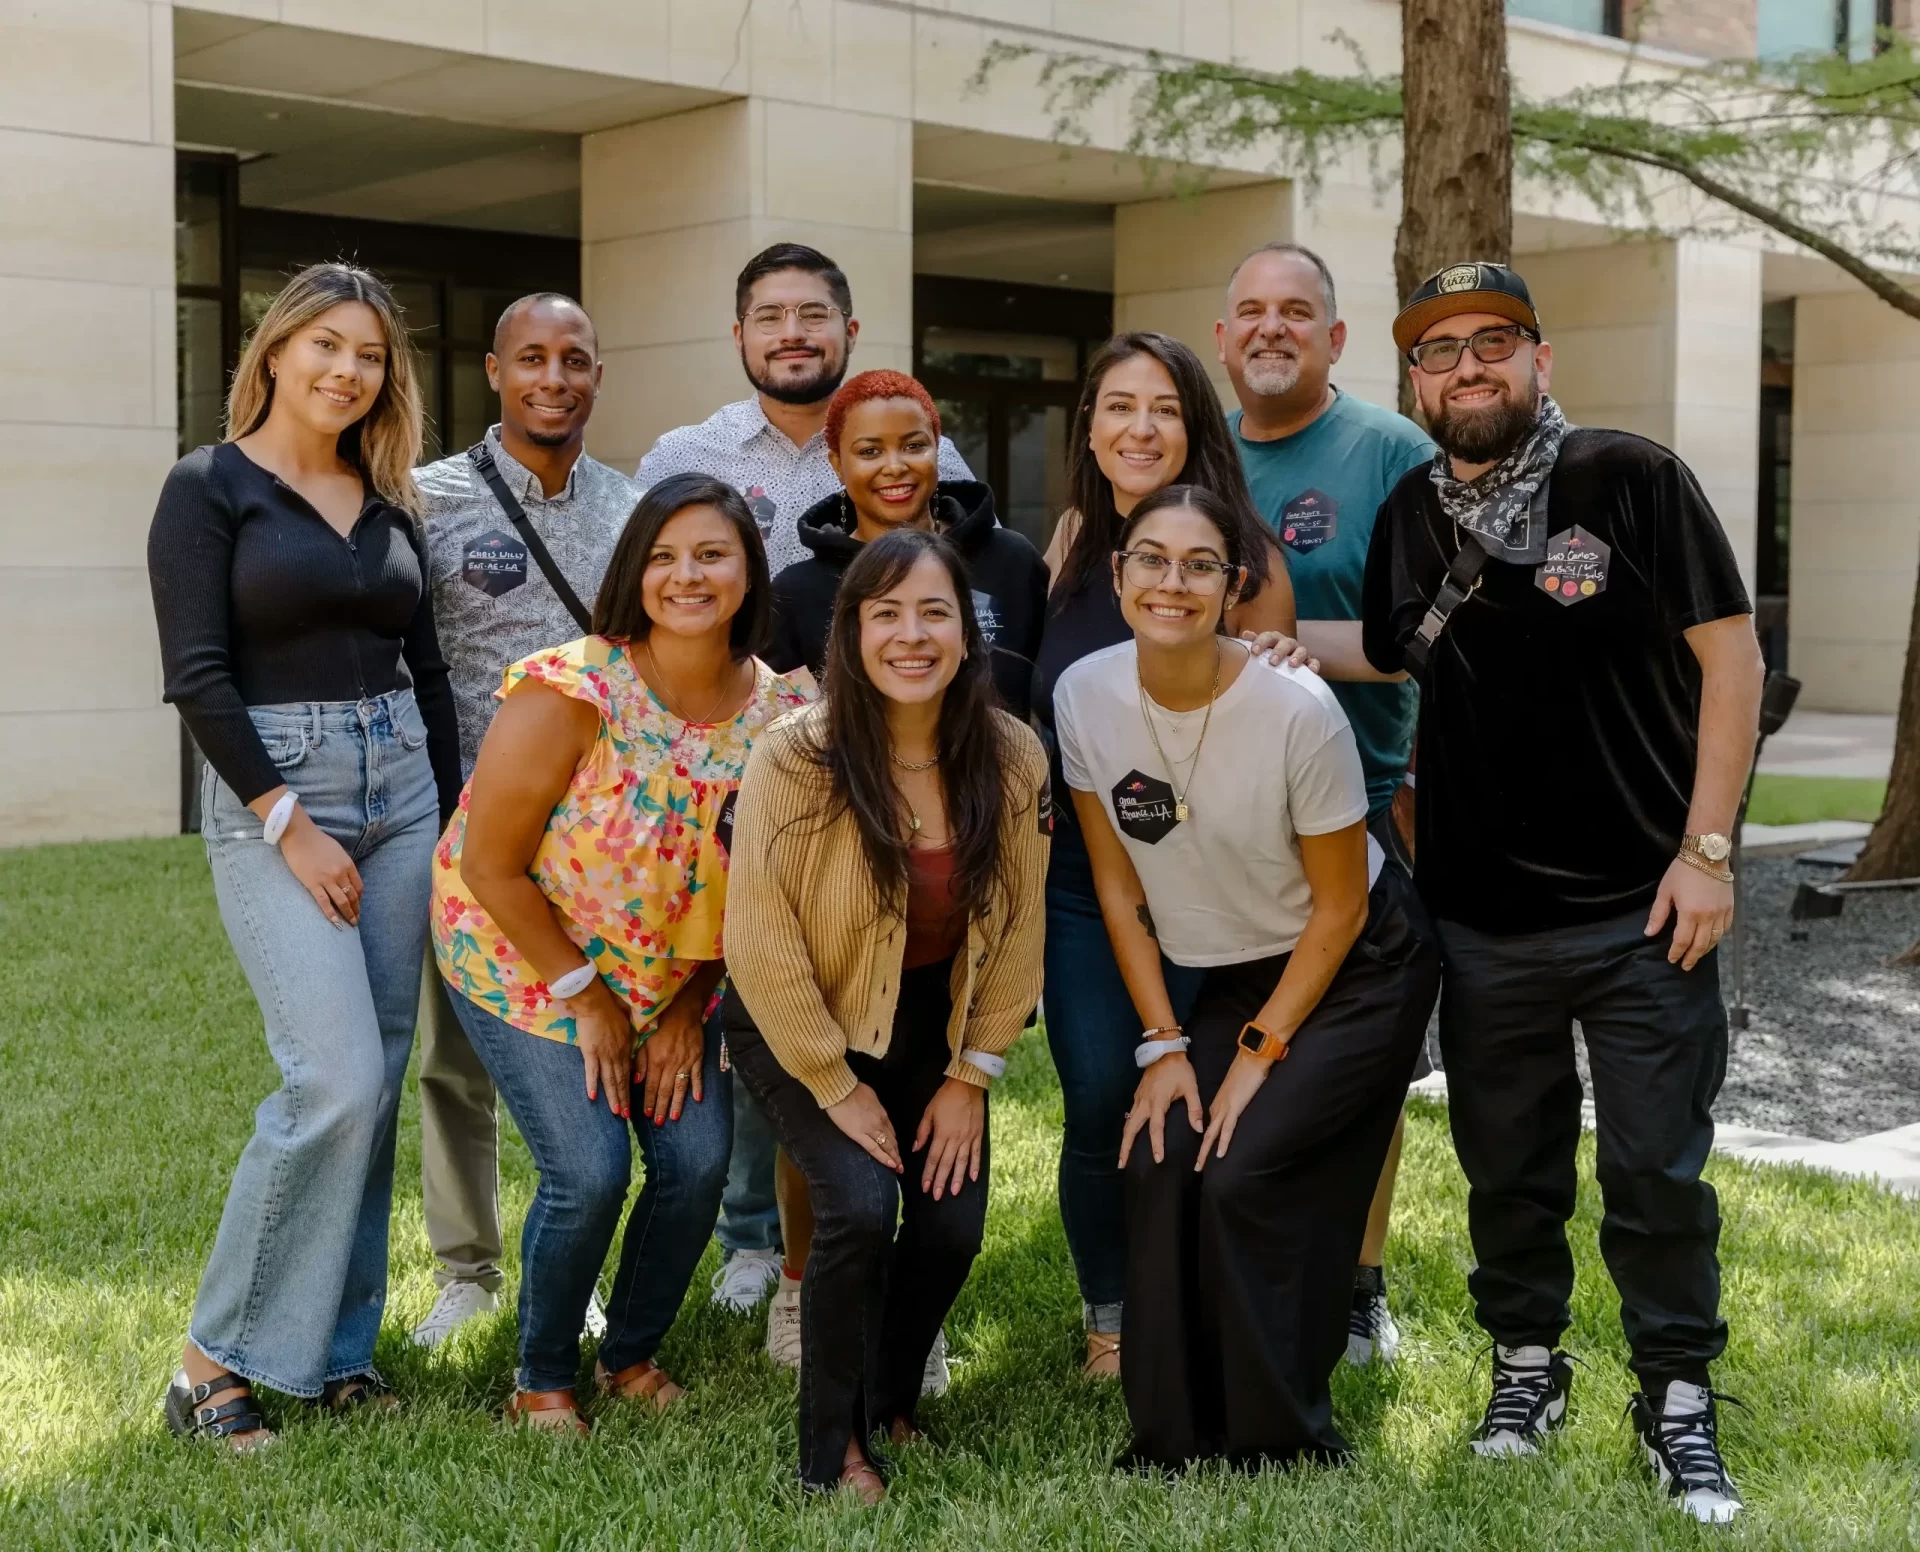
left=3, top=837, right=1918, bottom=1549
left=1746, top=775, right=1887, bottom=827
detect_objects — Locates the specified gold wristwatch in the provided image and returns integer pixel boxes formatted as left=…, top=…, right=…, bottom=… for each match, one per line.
left=1679, top=831, right=1734, bottom=882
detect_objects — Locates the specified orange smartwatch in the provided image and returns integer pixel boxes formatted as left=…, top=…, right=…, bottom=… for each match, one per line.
left=1237, top=1020, right=1291, bottom=1062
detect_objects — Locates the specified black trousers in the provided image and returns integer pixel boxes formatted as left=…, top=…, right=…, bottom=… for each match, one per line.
left=1435, top=909, right=1729, bottom=1390
left=725, top=956, right=987, bottom=1490
left=1122, top=866, right=1440, bottom=1469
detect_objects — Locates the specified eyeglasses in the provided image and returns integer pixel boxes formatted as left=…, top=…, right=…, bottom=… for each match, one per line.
left=1407, top=324, right=1537, bottom=375
left=1115, top=550, right=1238, bottom=594
left=740, top=302, right=847, bottom=335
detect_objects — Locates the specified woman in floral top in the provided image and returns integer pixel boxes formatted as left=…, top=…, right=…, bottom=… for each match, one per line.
left=432, top=473, right=808, bottom=1434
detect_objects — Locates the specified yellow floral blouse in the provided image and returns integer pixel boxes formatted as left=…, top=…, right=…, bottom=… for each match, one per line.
left=432, top=635, right=810, bottom=1043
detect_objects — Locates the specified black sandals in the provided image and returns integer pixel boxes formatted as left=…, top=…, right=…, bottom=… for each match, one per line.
left=165, top=1368, right=271, bottom=1448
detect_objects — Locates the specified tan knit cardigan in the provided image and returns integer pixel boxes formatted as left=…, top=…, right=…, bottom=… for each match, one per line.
left=723, top=702, right=1052, bottom=1108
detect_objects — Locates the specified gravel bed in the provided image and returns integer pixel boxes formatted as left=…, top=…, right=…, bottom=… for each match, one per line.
left=1420, top=853, right=1920, bottom=1142
left=1716, top=851, right=1920, bottom=1140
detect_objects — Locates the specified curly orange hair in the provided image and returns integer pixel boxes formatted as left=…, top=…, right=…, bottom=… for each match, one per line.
left=823, top=369, right=941, bottom=453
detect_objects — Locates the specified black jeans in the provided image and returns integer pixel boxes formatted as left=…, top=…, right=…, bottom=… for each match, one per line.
left=1122, top=866, right=1440, bottom=1469
left=1435, top=909, right=1730, bottom=1390
left=725, top=956, right=988, bottom=1490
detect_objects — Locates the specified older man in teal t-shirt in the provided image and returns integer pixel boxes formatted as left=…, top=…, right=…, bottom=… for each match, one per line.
left=1218, top=245, right=1433, bottom=818
left=1215, top=240, right=1437, bottom=1373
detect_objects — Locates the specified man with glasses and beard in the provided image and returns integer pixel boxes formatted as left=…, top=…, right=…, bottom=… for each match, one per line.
left=638, top=243, right=973, bottom=1333
left=640, top=243, right=973, bottom=575
left=1361, top=264, right=1762, bottom=1525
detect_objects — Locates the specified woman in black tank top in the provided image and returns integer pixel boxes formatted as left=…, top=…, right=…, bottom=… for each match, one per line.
left=1033, top=332, right=1295, bottom=1377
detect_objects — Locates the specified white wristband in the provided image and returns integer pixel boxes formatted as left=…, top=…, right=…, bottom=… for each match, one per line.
left=960, top=1050, right=1007, bottom=1080
left=1135, top=1035, right=1191, bottom=1069
left=547, top=962, right=598, bottom=1000
left=261, top=791, right=298, bottom=847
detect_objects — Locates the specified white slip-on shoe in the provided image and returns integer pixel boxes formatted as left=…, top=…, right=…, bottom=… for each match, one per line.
left=410, top=1281, right=499, bottom=1349
left=710, top=1247, right=782, bottom=1314
left=920, top=1328, right=951, bottom=1398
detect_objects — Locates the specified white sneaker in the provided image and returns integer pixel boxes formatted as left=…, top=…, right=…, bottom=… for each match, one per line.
left=410, top=1281, right=498, bottom=1349
left=1633, top=1381, right=1743, bottom=1525
left=711, top=1247, right=782, bottom=1314
left=764, top=1274, right=802, bottom=1369
left=920, top=1328, right=950, bottom=1398
left=583, top=1288, right=608, bottom=1340
left=1345, top=1266, right=1401, bottom=1368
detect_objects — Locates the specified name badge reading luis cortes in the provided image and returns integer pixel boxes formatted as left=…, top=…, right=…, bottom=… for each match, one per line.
left=1535, top=526, right=1609, bottom=605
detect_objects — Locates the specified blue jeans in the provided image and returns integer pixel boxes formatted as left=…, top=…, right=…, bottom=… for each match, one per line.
left=451, top=996, right=731, bottom=1392
left=190, top=691, right=439, bottom=1397
left=716, top=1079, right=782, bottom=1257
left=1042, top=830, right=1204, bottom=1328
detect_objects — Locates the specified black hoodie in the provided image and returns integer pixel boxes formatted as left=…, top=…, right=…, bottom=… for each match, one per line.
left=767, top=480, right=1049, bottom=718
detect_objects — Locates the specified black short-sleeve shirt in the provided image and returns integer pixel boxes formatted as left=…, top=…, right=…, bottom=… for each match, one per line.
left=1361, top=428, right=1751, bottom=934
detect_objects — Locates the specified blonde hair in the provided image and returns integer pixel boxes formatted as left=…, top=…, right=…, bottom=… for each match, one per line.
left=226, top=262, right=425, bottom=515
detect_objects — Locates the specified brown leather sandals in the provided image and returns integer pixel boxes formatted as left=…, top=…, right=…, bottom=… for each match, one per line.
left=505, top=1387, right=591, bottom=1436
left=594, top=1357, right=684, bottom=1412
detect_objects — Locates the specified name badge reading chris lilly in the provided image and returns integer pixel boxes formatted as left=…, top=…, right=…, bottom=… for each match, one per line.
left=1535, top=525, right=1609, bottom=606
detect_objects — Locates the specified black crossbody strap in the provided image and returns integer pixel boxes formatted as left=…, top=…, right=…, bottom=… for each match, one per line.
left=1402, top=533, right=1491, bottom=679
left=467, top=442, right=592, bottom=632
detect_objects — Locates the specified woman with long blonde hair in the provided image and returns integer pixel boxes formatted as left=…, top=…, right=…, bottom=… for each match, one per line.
left=148, top=262, right=462, bottom=1449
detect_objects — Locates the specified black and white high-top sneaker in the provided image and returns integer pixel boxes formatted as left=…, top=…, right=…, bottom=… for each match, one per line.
left=1346, top=1264, right=1401, bottom=1367
left=1631, top=1381, right=1743, bottom=1525
left=1470, top=1345, right=1572, bottom=1457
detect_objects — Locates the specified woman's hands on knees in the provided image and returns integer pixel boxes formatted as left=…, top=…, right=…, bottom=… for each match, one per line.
left=1195, top=1051, right=1274, bottom=1169
left=826, top=1082, right=902, bottom=1173
left=913, top=1078, right=984, bottom=1200
left=568, top=980, right=637, bottom=1119
left=1119, top=1053, right=1203, bottom=1168
left=638, top=993, right=705, bottom=1124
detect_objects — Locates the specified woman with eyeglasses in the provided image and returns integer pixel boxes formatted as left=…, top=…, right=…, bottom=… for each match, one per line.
left=1053, top=483, right=1439, bottom=1469
left=1033, top=332, right=1296, bottom=1379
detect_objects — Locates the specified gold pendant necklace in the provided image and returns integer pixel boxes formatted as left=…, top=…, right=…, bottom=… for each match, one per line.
left=642, top=642, right=737, bottom=725
left=1137, top=642, right=1221, bottom=824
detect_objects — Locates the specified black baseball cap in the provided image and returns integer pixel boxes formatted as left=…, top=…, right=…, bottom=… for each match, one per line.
left=1392, top=262, right=1541, bottom=355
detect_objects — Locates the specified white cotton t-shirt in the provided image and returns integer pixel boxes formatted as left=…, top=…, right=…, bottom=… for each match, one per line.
left=1054, top=641, right=1372, bottom=967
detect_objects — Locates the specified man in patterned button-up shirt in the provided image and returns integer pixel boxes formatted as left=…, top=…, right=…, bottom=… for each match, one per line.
left=409, top=293, right=639, bottom=1347
left=639, top=243, right=971, bottom=575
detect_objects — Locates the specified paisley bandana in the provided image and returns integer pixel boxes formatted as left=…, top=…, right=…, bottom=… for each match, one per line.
left=1429, top=394, right=1566, bottom=564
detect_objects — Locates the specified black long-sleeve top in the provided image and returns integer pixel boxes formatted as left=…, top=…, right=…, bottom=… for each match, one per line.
left=148, top=442, right=463, bottom=819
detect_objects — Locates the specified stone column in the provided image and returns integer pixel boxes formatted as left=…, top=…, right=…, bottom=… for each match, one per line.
left=580, top=96, right=914, bottom=474
left=0, top=0, right=177, bottom=844
left=1789, top=288, right=1920, bottom=712
left=1521, top=239, right=1763, bottom=589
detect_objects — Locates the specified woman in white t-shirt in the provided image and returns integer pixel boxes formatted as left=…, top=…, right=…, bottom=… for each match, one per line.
left=1053, top=483, right=1440, bottom=1470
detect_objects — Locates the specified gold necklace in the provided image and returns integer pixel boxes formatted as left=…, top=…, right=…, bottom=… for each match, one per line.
left=890, top=750, right=938, bottom=772
left=642, top=642, right=738, bottom=725
left=1136, top=642, right=1221, bottom=824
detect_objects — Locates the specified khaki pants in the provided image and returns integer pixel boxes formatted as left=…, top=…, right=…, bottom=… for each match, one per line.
left=418, top=954, right=503, bottom=1290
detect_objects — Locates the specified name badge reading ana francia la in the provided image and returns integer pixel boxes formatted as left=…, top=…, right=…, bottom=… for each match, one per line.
left=1111, top=771, right=1182, bottom=844
left=1535, top=525, right=1610, bottom=606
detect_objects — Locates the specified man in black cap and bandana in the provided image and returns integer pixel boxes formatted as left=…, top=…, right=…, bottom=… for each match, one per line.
left=1361, top=263, right=1763, bottom=1524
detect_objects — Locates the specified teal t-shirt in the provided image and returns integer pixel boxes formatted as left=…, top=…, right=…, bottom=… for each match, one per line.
left=1232, top=390, right=1435, bottom=816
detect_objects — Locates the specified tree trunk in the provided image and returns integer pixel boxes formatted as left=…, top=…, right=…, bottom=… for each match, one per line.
left=1847, top=546, right=1920, bottom=885
left=1395, top=0, right=1513, bottom=412
left=1396, top=0, right=1513, bottom=301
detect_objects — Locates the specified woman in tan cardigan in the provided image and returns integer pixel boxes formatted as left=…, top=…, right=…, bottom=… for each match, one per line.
left=724, top=527, right=1049, bottom=1503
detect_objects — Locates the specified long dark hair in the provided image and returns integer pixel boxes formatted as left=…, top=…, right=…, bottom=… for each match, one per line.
left=1058, top=331, right=1274, bottom=604
left=804, top=528, right=1014, bottom=925
left=592, top=472, right=772, bottom=657
left=1118, top=484, right=1247, bottom=636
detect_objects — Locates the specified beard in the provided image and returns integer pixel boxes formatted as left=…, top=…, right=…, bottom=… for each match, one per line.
left=518, top=422, right=575, bottom=447
left=741, top=342, right=848, bottom=406
left=1240, top=347, right=1302, bottom=398
left=1427, top=371, right=1540, bottom=464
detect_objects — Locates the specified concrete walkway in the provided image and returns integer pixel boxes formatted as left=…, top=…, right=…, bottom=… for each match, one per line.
left=1409, top=1072, right=1920, bottom=1199
left=1757, top=709, right=1895, bottom=780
